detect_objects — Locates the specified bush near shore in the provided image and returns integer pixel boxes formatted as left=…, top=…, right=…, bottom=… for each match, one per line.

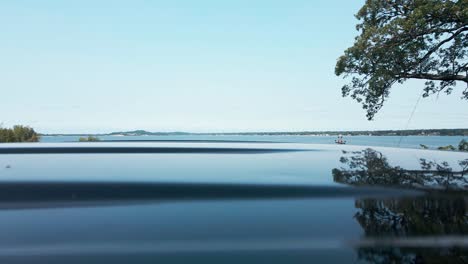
left=434, top=139, right=468, bottom=152
left=0, top=125, right=40, bottom=143
left=78, top=136, right=100, bottom=142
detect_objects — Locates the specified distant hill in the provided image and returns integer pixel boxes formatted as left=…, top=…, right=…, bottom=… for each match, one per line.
left=108, top=130, right=190, bottom=136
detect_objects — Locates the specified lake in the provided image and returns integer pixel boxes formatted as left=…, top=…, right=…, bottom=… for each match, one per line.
left=1, top=142, right=467, bottom=263
left=40, top=135, right=466, bottom=150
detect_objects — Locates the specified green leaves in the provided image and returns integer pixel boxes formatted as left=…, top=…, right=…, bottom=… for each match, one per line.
left=0, top=125, right=40, bottom=143
left=78, top=136, right=100, bottom=142
left=336, top=0, right=468, bottom=119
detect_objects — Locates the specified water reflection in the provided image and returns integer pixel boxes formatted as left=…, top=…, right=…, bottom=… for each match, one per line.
left=355, top=197, right=467, bottom=237
left=332, top=149, right=468, bottom=263
left=332, top=148, right=468, bottom=191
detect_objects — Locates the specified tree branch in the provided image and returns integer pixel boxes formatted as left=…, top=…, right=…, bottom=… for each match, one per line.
left=401, top=73, right=467, bottom=82
left=418, top=26, right=468, bottom=64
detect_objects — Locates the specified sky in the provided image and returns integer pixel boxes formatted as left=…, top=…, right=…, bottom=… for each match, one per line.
left=1, top=0, right=467, bottom=133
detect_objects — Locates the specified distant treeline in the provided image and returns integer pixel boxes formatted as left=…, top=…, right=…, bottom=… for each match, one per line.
left=429, top=139, right=468, bottom=152
left=42, top=128, right=468, bottom=137
left=0, top=125, right=40, bottom=143
left=220, top=129, right=468, bottom=136
left=209, top=129, right=468, bottom=136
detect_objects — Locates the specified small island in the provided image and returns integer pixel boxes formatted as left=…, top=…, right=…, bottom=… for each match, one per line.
left=78, top=136, right=100, bottom=142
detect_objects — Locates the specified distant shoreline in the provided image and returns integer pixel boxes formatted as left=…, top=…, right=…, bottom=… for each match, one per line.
left=41, top=128, right=468, bottom=137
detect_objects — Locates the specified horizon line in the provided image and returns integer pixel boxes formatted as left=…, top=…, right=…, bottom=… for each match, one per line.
left=39, top=128, right=468, bottom=136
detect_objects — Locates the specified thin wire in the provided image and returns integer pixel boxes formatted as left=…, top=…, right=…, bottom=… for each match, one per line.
left=397, top=92, right=423, bottom=147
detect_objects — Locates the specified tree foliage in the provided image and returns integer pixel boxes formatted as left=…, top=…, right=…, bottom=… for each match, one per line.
left=459, top=139, right=468, bottom=151
left=0, top=125, right=40, bottom=143
left=336, top=0, right=468, bottom=119
left=78, top=136, right=100, bottom=142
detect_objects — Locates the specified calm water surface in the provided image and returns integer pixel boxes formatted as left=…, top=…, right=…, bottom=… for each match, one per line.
left=0, top=143, right=467, bottom=263
left=40, top=135, right=466, bottom=150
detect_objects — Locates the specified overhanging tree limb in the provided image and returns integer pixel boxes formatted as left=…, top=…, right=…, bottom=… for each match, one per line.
left=335, top=0, right=468, bottom=120
left=417, top=26, right=468, bottom=64
left=401, top=73, right=467, bottom=82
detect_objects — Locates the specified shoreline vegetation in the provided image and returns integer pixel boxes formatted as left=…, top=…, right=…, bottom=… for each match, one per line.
left=435, top=139, right=468, bottom=152
left=78, top=136, right=100, bottom=142
left=0, top=125, right=40, bottom=143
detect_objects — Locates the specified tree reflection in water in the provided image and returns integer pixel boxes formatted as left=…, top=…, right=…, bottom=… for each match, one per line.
left=332, top=149, right=468, bottom=263
left=333, top=148, right=468, bottom=190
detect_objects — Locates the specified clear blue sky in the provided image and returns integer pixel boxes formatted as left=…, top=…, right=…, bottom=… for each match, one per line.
left=1, top=0, right=467, bottom=133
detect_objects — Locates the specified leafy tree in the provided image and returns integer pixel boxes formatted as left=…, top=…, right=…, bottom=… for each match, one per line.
left=12, top=125, right=40, bottom=142
left=0, top=129, right=16, bottom=143
left=335, top=0, right=468, bottom=119
left=0, top=125, right=39, bottom=143
left=459, top=139, right=468, bottom=151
